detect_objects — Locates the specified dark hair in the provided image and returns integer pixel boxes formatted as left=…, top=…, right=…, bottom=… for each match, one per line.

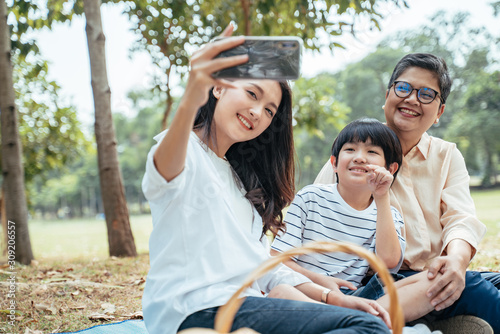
left=388, top=53, right=452, bottom=105
left=194, top=81, right=295, bottom=236
left=331, top=118, right=402, bottom=180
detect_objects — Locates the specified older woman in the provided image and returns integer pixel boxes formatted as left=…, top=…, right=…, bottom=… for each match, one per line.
left=315, top=53, right=499, bottom=332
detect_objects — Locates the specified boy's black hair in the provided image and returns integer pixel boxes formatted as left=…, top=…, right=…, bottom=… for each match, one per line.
left=388, top=53, right=452, bottom=105
left=331, top=118, right=403, bottom=180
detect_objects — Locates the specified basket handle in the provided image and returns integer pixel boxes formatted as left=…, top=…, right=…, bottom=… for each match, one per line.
left=213, top=241, right=404, bottom=334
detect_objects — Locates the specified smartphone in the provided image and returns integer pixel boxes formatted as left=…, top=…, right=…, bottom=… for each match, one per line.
left=212, top=36, right=303, bottom=80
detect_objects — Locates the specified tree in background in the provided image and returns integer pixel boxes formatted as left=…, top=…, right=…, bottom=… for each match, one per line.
left=446, top=68, right=500, bottom=187
left=0, top=0, right=32, bottom=265
left=292, top=73, right=350, bottom=187
left=1, top=0, right=96, bottom=263
left=292, top=9, right=500, bottom=185
left=83, top=0, right=137, bottom=257
left=335, top=48, right=405, bottom=121
left=114, top=89, right=164, bottom=213
left=12, top=55, right=88, bottom=186
left=120, top=0, right=409, bottom=129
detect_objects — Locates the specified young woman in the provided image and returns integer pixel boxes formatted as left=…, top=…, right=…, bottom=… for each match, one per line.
left=315, top=53, right=499, bottom=332
left=141, top=25, right=390, bottom=334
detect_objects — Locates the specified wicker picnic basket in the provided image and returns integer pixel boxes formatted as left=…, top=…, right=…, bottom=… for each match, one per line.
left=179, top=240, right=404, bottom=334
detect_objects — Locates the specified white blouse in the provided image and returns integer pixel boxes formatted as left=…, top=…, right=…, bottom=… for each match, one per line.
left=142, top=131, right=310, bottom=334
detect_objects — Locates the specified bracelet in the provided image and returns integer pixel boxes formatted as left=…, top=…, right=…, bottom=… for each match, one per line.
left=321, top=288, right=331, bottom=303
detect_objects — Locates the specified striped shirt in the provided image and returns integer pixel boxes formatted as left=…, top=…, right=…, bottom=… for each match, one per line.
left=271, top=183, right=405, bottom=287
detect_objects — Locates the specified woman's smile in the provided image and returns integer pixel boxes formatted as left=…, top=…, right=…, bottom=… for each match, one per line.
left=237, top=113, right=253, bottom=130
left=399, top=107, right=420, bottom=117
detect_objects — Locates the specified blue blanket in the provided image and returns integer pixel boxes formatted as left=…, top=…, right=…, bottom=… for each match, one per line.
left=59, top=320, right=148, bottom=334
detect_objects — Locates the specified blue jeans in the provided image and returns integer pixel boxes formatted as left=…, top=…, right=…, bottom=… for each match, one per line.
left=341, top=274, right=404, bottom=301
left=399, top=270, right=500, bottom=332
left=481, top=271, right=500, bottom=288
left=178, top=296, right=390, bottom=334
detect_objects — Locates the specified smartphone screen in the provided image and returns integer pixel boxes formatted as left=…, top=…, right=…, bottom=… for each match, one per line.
left=212, top=36, right=302, bottom=80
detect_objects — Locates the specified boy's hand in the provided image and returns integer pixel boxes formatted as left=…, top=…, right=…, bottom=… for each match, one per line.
left=315, top=275, right=357, bottom=292
left=366, top=164, right=393, bottom=198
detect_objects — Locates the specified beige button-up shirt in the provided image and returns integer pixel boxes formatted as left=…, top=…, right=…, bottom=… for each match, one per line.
left=314, top=132, right=486, bottom=271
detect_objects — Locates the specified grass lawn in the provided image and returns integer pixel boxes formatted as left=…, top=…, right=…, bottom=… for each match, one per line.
left=469, top=189, right=500, bottom=270
left=27, top=215, right=153, bottom=260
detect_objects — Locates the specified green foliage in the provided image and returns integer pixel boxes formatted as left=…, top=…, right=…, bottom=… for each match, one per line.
left=116, top=0, right=408, bottom=128
left=446, top=71, right=500, bottom=186
left=4, top=0, right=91, bottom=216
left=114, top=89, right=164, bottom=207
left=292, top=74, right=351, bottom=187
left=28, top=88, right=165, bottom=218
left=7, top=53, right=89, bottom=184
left=7, top=0, right=82, bottom=56
left=120, top=0, right=409, bottom=75
left=336, top=48, right=405, bottom=121
left=293, top=10, right=500, bottom=187
left=293, top=73, right=350, bottom=138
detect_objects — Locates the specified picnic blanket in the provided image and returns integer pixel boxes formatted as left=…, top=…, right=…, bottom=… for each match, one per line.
left=57, top=319, right=440, bottom=334
left=58, top=320, right=148, bottom=334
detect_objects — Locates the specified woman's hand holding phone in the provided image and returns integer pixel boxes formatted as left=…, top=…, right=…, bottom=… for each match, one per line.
left=182, top=24, right=249, bottom=111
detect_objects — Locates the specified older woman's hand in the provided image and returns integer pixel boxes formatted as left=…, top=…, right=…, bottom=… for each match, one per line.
left=425, top=239, right=471, bottom=311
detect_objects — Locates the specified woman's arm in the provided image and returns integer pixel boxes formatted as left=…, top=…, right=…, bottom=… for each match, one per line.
left=153, top=26, right=248, bottom=181
left=423, top=146, right=485, bottom=311
left=294, top=282, right=392, bottom=328
left=269, top=249, right=357, bottom=291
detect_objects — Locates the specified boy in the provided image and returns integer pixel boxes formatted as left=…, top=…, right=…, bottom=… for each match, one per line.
left=272, top=118, right=443, bottom=322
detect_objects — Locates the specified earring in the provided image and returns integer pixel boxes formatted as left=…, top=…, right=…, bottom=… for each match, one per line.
left=382, top=105, right=385, bottom=110
left=435, top=118, right=440, bottom=124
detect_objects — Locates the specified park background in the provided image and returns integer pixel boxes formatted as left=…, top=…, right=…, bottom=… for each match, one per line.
left=1, top=0, right=500, bottom=333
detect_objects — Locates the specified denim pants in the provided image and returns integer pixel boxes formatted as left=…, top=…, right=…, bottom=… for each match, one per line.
left=481, top=271, right=500, bottom=288
left=399, top=270, right=500, bottom=332
left=341, top=273, right=402, bottom=300
left=178, top=296, right=390, bottom=334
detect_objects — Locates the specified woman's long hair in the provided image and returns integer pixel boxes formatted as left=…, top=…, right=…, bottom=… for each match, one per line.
left=193, top=82, right=295, bottom=236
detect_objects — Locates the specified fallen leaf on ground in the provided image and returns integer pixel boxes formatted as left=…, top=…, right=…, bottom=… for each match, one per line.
left=33, top=303, right=58, bottom=315
left=0, top=309, right=24, bottom=316
left=31, top=284, right=48, bottom=296
left=88, top=313, right=115, bottom=321
left=121, top=310, right=143, bottom=319
left=101, top=302, right=116, bottom=314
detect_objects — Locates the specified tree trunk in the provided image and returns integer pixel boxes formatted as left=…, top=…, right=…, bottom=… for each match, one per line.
left=0, top=0, right=33, bottom=265
left=240, top=0, right=252, bottom=35
left=482, top=141, right=493, bottom=188
left=161, top=67, right=173, bottom=130
left=83, top=0, right=137, bottom=257
left=161, top=86, right=173, bottom=130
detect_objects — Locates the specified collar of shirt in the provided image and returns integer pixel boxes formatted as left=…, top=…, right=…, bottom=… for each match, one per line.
left=407, top=132, right=431, bottom=160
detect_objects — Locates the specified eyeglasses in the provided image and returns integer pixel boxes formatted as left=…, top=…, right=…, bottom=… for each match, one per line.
left=392, top=81, right=442, bottom=104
